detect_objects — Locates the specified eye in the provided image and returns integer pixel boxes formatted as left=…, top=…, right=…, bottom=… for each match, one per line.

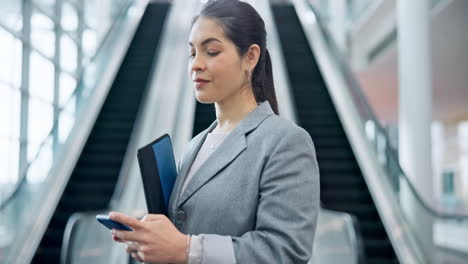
left=207, top=51, right=220, bottom=56
left=188, top=52, right=195, bottom=59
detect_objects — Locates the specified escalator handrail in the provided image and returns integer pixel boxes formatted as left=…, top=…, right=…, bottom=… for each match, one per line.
left=60, top=211, right=92, bottom=264
left=303, top=0, right=468, bottom=220
left=0, top=0, right=136, bottom=212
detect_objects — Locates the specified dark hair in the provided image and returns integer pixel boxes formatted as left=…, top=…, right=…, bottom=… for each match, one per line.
left=193, top=0, right=279, bottom=115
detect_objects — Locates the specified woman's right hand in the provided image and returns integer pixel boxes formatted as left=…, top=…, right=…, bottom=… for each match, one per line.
left=112, top=231, right=124, bottom=242
left=112, top=232, right=145, bottom=263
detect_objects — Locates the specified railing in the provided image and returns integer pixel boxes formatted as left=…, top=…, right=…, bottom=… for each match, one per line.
left=293, top=0, right=468, bottom=262
left=0, top=1, right=148, bottom=263
left=311, top=209, right=364, bottom=264
left=306, top=0, right=468, bottom=221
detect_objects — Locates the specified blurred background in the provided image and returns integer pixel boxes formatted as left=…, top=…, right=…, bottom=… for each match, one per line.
left=0, top=0, right=467, bottom=263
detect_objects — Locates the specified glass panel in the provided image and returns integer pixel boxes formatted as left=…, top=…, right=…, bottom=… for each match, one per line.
left=26, top=140, right=53, bottom=184
left=59, top=110, right=75, bottom=144
left=348, top=0, right=372, bottom=23
left=0, top=1, right=139, bottom=262
left=0, top=85, right=21, bottom=139
left=84, top=0, right=113, bottom=46
left=27, top=98, right=53, bottom=160
left=59, top=73, right=77, bottom=107
left=62, top=2, right=79, bottom=34
left=33, top=0, right=55, bottom=16
left=0, top=139, right=20, bottom=185
left=29, top=51, right=55, bottom=103
left=0, top=27, right=22, bottom=88
left=0, top=0, right=23, bottom=32
left=82, top=27, right=97, bottom=61
left=61, top=34, right=78, bottom=73
left=31, top=9, right=55, bottom=58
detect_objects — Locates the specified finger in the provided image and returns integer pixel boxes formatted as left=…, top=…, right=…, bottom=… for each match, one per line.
left=126, top=245, right=132, bottom=254
left=112, top=234, right=124, bottom=243
left=112, top=229, right=142, bottom=243
left=141, top=214, right=165, bottom=222
left=125, top=241, right=139, bottom=253
left=131, top=252, right=143, bottom=263
left=109, top=212, right=143, bottom=231
left=126, top=245, right=138, bottom=254
left=131, top=252, right=138, bottom=261
left=136, top=251, right=145, bottom=262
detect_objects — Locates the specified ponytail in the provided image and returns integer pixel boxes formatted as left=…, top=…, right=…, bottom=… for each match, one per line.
left=252, top=49, right=279, bottom=115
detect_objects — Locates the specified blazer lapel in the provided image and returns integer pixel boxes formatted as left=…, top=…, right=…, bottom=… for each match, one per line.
left=175, top=101, right=275, bottom=209
left=177, top=126, right=247, bottom=208
left=169, top=121, right=217, bottom=214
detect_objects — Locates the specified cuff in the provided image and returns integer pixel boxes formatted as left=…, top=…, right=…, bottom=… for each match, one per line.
left=202, top=234, right=236, bottom=264
left=188, top=235, right=204, bottom=264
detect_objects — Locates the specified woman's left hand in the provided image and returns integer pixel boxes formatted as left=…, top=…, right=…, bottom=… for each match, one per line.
left=109, top=212, right=188, bottom=264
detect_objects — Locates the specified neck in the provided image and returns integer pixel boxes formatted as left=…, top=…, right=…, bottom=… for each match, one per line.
left=213, top=85, right=258, bottom=134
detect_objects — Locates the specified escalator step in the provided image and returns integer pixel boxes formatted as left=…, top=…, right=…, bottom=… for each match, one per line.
left=305, top=127, right=347, bottom=136
left=316, top=148, right=355, bottom=159
left=42, top=227, right=64, bottom=247
left=321, top=189, right=373, bottom=203
left=76, top=158, right=123, bottom=167
left=34, top=247, right=61, bottom=263
left=359, top=221, right=387, bottom=238
left=49, top=211, right=73, bottom=226
left=367, top=258, right=399, bottom=264
left=60, top=195, right=109, bottom=209
left=318, top=160, right=360, bottom=172
left=83, top=144, right=128, bottom=153
left=65, top=182, right=116, bottom=195
left=325, top=203, right=380, bottom=219
left=79, top=154, right=125, bottom=164
left=73, top=167, right=121, bottom=177
left=364, top=239, right=396, bottom=257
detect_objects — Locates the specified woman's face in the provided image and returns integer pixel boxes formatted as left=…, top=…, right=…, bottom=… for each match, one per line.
left=188, top=17, right=249, bottom=104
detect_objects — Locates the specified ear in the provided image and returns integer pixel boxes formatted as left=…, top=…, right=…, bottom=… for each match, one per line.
left=243, top=44, right=261, bottom=71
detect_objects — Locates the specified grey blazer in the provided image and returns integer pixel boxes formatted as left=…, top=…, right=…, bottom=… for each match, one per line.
left=168, top=101, right=320, bottom=263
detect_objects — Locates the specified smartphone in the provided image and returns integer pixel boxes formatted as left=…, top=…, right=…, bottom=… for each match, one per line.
left=96, top=214, right=133, bottom=231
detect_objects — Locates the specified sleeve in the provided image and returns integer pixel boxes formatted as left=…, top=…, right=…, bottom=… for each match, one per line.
left=200, top=128, right=320, bottom=264
left=187, top=235, right=205, bottom=264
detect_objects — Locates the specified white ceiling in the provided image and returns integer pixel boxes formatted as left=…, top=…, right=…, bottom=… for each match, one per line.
left=355, top=0, right=468, bottom=125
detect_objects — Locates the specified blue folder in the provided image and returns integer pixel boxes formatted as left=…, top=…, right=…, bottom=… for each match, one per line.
left=137, top=134, right=177, bottom=215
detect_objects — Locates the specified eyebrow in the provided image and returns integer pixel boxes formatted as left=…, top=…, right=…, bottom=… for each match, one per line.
left=189, top=37, right=222, bottom=47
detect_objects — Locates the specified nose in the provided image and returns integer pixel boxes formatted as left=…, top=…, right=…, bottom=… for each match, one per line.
left=190, top=54, right=205, bottom=73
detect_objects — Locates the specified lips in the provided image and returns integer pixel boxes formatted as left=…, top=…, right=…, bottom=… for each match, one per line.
left=194, top=78, right=210, bottom=89
left=194, top=78, right=209, bottom=82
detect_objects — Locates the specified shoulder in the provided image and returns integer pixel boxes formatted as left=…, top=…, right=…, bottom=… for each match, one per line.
left=256, top=114, right=313, bottom=145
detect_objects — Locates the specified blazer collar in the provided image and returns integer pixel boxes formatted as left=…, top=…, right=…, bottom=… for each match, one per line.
left=172, top=100, right=274, bottom=209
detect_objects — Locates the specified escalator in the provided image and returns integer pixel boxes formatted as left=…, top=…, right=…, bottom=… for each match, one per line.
left=271, top=4, right=399, bottom=264
left=31, top=3, right=170, bottom=263
left=192, top=103, right=216, bottom=137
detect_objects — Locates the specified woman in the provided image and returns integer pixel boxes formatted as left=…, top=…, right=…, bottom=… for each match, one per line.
left=110, top=1, right=320, bottom=263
